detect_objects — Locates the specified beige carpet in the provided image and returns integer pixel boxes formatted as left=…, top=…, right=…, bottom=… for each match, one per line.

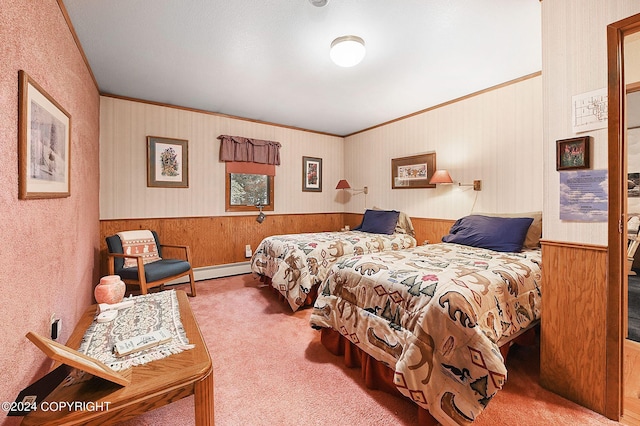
left=119, top=274, right=618, bottom=425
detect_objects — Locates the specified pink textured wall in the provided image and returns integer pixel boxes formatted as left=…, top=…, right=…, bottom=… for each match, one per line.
left=0, top=1, right=100, bottom=422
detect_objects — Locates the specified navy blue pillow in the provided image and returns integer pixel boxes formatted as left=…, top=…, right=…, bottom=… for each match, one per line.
left=442, top=215, right=534, bottom=252
left=355, top=209, right=400, bottom=235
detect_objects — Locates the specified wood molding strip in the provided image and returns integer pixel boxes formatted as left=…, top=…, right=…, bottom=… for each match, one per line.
left=540, top=239, right=607, bottom=251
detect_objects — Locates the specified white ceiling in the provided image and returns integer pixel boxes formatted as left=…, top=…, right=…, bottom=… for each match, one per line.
left=62, top=0, right=542, bottom=136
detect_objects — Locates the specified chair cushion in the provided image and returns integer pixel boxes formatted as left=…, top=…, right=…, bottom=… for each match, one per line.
left=117, top=259, right=191, bottom=283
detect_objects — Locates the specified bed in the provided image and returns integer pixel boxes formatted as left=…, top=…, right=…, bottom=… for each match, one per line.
left=250, top=209, right=417, bottom=311
left=309, top=213, right=542, bottom=425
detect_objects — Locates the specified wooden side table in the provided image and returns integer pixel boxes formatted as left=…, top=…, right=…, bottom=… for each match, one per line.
left=22, top=290, right=213, bottom=425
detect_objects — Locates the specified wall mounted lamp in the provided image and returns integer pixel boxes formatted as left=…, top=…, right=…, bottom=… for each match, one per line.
left=336, top=179, right=368, bottom=195
left=330, top=35, right=366, bottom=67
left=256, top=204, right=266, bottom=223
left=429, top=170, right=481, bottom=191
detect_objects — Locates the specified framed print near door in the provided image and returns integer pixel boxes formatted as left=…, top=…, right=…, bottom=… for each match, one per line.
left=147, top=136, right=189, bottom=188
left=18, top=70, right=71, bottom=199
left=302, top=156, right=322, bottom=192
left=556, top=136, right=591, bottom=171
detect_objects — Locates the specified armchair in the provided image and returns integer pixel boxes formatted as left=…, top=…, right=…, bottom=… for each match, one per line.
left=106, top=230, right=196, bottom=297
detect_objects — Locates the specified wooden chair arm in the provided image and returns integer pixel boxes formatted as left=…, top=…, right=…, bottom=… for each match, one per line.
left=106, top=252, right=146, bottom=275
left=160, top=244, right=189, bottom=250
left=159, top=244, right=193, bottom=263
left=107, top=253, right=143, bottom=259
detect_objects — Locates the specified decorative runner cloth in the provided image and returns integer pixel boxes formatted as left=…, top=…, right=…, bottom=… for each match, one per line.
left=78, top=290, right=193, bottom=371
left=116, top=229, right=162, bottom=268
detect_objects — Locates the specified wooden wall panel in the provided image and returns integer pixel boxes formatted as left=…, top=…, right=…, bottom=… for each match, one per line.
left=314, top=213, right=454, bottom=247
left=100, top=213, right=344, bottom=275
left=539, top=240, right=608, bottom=415
left=411, top=217, right=457, bottom=245
left=101, top=214, right=455, bottom=276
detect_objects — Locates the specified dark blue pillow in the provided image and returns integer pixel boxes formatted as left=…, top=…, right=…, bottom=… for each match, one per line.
left=355, top=209, right=400, bottom=235
left=442, top=215, right=534, bottom=252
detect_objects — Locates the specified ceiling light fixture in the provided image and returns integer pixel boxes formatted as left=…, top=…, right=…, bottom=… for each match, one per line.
left=309, top=0, right=329, bottom=6
left=330, top=35, right=366, bottom=67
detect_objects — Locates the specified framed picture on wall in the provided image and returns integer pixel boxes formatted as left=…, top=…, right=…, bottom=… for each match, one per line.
left=556, top=136, right=590, bottom=171
left=391, top=152, right=436, bottom=189
left=302, top=156, right=322, bottom=192
left=630, top=173, right=640, bottom=198
left=147, top=136, right=189, bottom=188
left=18, top=70, right=71, bottom=199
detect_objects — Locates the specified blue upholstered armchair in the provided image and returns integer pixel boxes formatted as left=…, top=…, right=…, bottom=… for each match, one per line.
left=106, top=230, right=196, bottom=297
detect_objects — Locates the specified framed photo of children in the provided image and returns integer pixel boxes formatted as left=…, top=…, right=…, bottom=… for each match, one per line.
left=18, top=70, right=71, bottom=199
left=556, top=136, right=591, bottom=171
left=302, top=156, right=322, bottom=192
left=147, top=136, right=189, bottom=188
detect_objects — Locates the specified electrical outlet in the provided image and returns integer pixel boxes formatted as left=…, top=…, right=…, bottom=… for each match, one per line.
left=50, top=314, right=61, bottom=340
left=245, top=244, right=252, bottom=258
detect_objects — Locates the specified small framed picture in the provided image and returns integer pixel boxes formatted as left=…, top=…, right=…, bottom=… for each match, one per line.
left=302, top=156, right=322, bottom=192
left=147, top=136, right=189, bottom=188
left=18, top=70, right=71, bottom=199
left=556, top=136, right=590, bottom=171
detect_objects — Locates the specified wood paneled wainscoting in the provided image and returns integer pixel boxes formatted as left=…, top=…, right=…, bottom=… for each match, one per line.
left=539, top=240, right=608, bottom=416
left=100, top=213, right=345, bottom=276
left=100, top=214, right=456, bottom=278
left=342, top=214, right=455, bottom=247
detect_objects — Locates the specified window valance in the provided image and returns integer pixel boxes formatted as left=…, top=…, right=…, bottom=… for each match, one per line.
left=218, top=135, right=281, bottom=165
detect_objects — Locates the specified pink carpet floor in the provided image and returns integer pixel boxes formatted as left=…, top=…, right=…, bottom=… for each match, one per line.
left=119, top=274, right=618, bottom=425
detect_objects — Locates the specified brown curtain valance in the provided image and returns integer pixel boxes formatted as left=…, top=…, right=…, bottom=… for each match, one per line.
left=218, top=135, right=281, bottom=165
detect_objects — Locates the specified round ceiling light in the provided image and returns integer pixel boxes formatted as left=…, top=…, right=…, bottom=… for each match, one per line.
left=330, top=35, right=366, bottom=67
left=309, top=0, right=329, bottom=6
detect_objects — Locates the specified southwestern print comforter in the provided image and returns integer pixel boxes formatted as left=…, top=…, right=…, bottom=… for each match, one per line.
left=309, top=242, right=542, bottom=425
left=250, top=230, right=417, bottom=311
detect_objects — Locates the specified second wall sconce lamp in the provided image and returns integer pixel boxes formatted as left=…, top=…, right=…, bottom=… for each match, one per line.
left=256, top=204, right=266, bottom=223
left=336, top=179, right=369, bottom=194
left=429, top=170, right=481, bottom=191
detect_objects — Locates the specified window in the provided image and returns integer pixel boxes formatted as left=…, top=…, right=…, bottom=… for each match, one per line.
left=225, top=173, right=274, bottom=212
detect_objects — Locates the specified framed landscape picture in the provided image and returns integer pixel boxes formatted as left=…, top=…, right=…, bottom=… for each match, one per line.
left=391, top=152, right=436, bottom=189
left=18, top=70, right=71, bottom=199
left=302, top=156, right=322, bottom=192
left=147, top=136, right=189, bottom=188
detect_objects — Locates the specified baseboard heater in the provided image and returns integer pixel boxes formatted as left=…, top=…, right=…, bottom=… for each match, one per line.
left=167, top=261, right=252, bottom=285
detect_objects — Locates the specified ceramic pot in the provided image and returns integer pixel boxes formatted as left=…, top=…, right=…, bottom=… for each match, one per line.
left=94, top=275, right=126, bottom=304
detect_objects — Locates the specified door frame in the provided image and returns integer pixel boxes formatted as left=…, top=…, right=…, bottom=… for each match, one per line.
left=607, top=12, right=640, bottom=420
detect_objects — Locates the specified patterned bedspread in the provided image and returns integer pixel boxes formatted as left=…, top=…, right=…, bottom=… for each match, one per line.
left=309, top=242, right=542, bottom=425
left=250, top=230, right=417, bottom=311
